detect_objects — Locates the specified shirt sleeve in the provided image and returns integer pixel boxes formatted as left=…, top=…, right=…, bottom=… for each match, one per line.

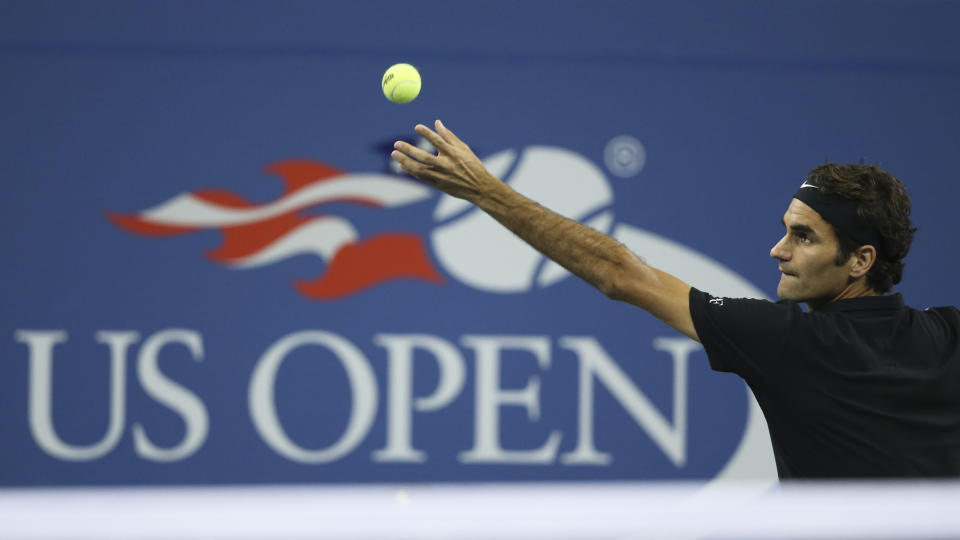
left=689, top=287, right=799, bottom=385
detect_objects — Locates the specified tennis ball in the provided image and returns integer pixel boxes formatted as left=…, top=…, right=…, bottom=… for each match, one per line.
left=382, top=63, right=421, bottom=104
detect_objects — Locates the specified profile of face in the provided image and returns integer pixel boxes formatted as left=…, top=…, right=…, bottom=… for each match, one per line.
left=769, top=199, right=860, bottom=308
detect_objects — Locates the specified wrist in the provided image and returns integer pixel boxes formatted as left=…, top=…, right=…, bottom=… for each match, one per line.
left=471, top=177, right=520, bottom=216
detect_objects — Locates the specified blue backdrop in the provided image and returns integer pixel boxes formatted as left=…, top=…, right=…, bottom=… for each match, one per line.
left=1, top=0, right=958, bottom=486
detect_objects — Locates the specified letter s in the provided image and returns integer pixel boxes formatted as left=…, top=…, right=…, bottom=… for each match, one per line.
left=132, top=329, right=209, bottom=462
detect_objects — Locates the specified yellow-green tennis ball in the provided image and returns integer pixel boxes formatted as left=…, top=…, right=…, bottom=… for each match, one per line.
left=382, top=63, right=421, bottom=104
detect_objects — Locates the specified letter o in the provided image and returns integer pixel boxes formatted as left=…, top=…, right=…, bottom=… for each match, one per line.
left=249, top=330, right=378, bottom=463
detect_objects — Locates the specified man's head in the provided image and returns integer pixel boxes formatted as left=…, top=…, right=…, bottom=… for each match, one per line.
left=769, top=163, right=916, bottom=307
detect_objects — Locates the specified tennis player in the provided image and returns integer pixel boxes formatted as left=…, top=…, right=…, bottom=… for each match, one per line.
left=391, top=120, right=960, bottom=479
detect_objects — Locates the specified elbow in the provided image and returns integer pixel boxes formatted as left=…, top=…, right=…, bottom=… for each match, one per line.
left=599, top=265, right=630, bottom=302
left=602, top=282, right=625, bottom=302
left=600, top=257, right=656, bottom=303
left=602, top=273, right=635, bottom=302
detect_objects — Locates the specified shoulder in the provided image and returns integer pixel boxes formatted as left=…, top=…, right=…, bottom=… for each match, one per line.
left=688, top=287, right=802, bottom=375
left=919, top=304, right=960, bottom=319
left=914, top=304, right=960, bottom=337
left=689, top=288, right=801, bottom=328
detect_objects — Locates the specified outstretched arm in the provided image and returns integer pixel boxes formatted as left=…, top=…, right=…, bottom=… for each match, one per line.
left=391, top=120, right=698, bottom=341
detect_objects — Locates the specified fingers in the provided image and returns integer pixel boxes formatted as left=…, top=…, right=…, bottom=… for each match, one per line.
left=414, top=124, right=450, bottom=152
left=435, top=119, right=464, bottom=146
left=391, top=149, right=434, bottom=182
left=393, top=140, right=437, bottom=165
left=392, top=120, right=468, bottom=186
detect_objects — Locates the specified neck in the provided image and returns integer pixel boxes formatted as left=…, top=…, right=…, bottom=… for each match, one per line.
left=807, top=280, right=880, bottom=312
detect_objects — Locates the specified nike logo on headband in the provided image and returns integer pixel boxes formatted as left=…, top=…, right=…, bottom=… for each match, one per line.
left=800, top=180, right=819, bottom=189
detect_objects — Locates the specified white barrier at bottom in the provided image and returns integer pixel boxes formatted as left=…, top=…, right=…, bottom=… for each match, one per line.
left=2, top=480, right=959, bottom=539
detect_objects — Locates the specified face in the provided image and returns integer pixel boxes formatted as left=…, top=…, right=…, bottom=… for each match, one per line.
left=770, top=199, right=854, bottom=307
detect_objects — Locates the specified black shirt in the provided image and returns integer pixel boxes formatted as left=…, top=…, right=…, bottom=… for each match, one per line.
left=689, top=288, right=960, bottom=479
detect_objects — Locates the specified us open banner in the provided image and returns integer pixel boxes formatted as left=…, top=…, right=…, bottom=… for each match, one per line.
left=2, top=1, right=958, bottom=486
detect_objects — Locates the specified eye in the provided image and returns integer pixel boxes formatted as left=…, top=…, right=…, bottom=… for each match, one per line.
left=794, top=232, right=811, bottom=244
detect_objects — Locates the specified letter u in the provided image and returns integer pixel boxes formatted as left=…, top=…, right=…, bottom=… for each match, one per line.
left=15, top=330, right=136, bottom=461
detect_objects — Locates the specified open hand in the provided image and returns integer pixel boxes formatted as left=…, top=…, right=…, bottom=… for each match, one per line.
left=390, top=120, right=502, bottom=202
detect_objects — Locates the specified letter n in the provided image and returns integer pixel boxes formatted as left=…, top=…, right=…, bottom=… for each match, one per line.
left=559, top=336, right=698, bottom=467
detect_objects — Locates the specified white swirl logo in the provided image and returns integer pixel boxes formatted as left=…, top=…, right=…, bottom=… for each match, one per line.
left=431, top=147, right=613, bottom=292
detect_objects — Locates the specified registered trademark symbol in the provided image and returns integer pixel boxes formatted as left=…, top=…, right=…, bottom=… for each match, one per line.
left=604, top=135, right=646, bottom=178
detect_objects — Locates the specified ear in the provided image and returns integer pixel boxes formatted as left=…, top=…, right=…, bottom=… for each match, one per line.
left=848, top=245, right=877, bottom=279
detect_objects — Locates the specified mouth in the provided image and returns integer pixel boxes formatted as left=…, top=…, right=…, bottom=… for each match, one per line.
left=779, top=268, right=797, bottom=277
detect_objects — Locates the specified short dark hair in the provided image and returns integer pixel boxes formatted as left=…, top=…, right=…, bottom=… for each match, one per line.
left=805, top=163, right=917, bottom=293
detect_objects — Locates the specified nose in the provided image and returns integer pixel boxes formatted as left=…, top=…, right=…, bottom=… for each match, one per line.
left=770, top=234, right=791, bottom=261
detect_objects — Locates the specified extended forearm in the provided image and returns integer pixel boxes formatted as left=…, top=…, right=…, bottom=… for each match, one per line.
left=472, top=180, right=637, bottom=297
left=391, top=122, right=695, bottom=338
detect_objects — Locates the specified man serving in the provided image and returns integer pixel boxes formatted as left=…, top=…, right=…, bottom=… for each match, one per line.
left=391, top=120, right=960, bottom=479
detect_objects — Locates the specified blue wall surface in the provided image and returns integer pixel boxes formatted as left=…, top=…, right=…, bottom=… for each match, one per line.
left=1, top=0, right=958, bottom=486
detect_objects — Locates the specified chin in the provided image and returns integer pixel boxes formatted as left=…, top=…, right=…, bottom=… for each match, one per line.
left=776, top=280, right=805, bottom=302
left=776, top=281, right=792, bottom=300
left=777, top=289, right=798, bottom=301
